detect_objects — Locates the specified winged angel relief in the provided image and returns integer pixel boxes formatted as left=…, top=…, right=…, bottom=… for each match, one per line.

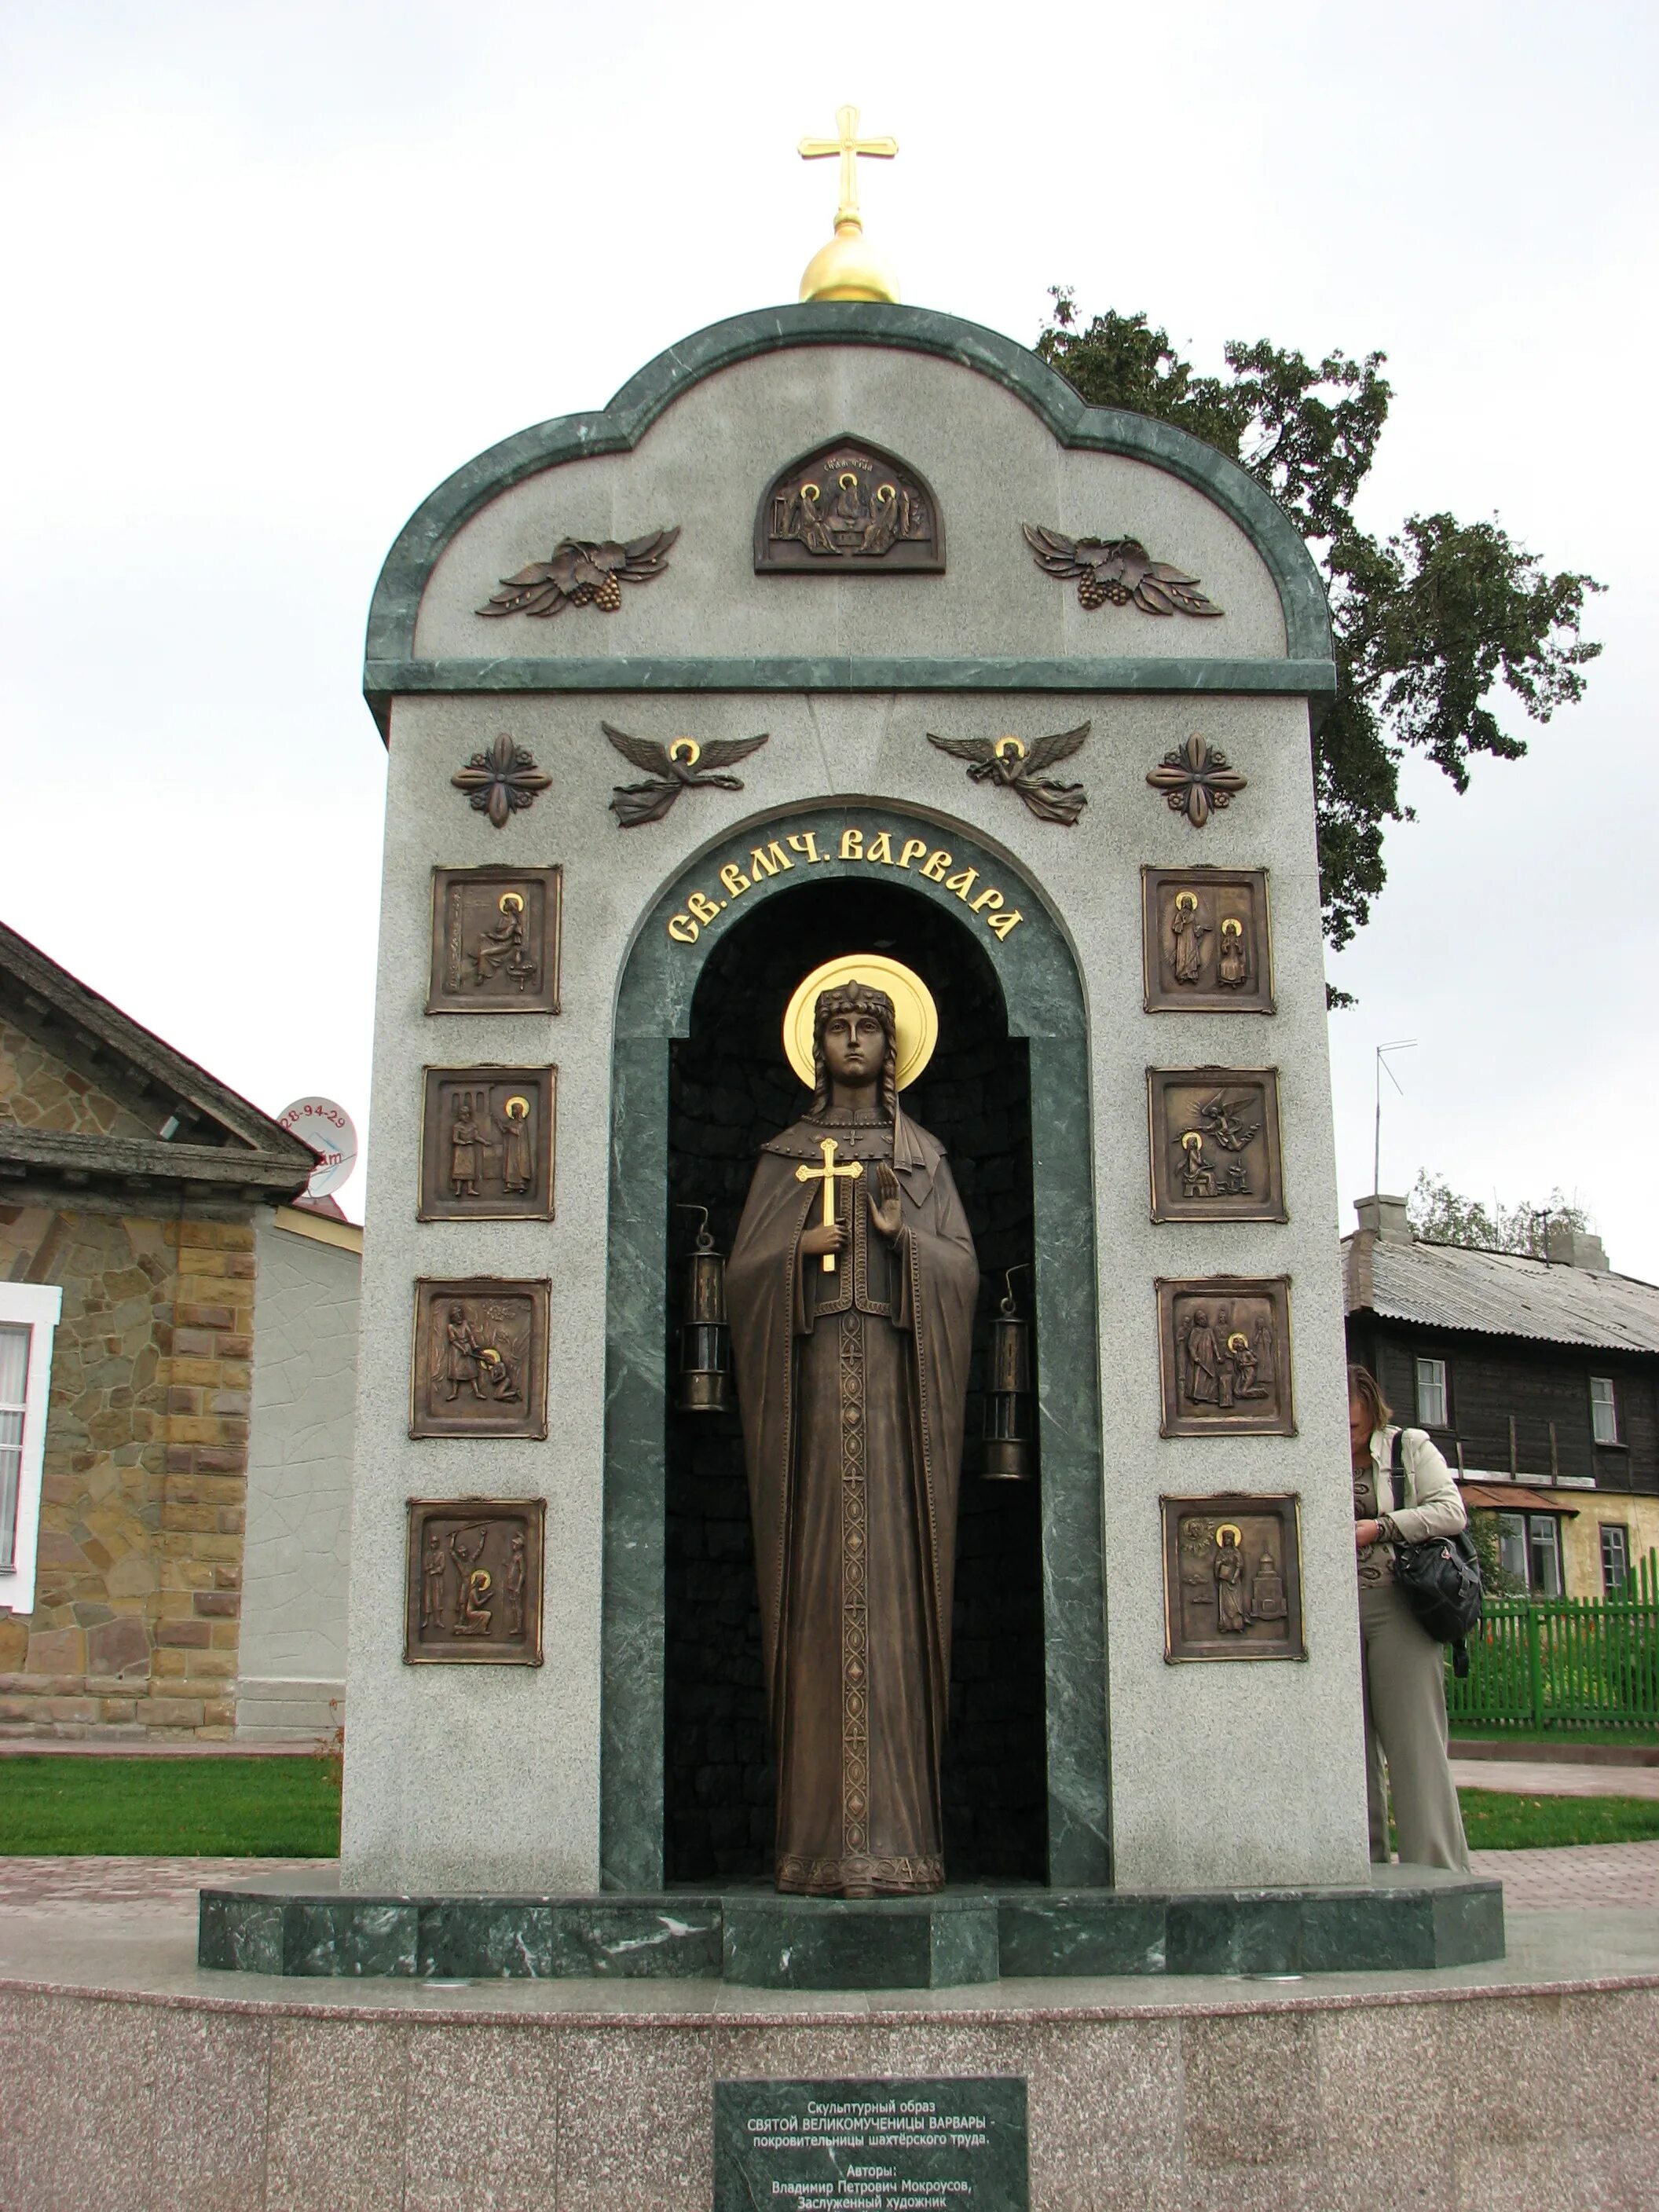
left=925, top=723, right=1090, bottom=826
left=476, top=528, right=679, bottom=618
left=1022, top=526, right=1223, bottom=617
left=603, top=723, right=771, bottom=828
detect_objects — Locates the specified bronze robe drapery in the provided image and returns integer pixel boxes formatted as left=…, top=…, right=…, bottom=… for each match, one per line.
left=727, top=1108, right=977, bottom=1895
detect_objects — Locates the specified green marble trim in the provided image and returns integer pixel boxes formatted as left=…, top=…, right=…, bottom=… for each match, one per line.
left=198, top=1870, right=1504, bottom=1979
left=602, top=800, right=1111, bottom=1892
left=366, top=654, right=1335, bottom=730
left=363, top=302, right=1333, bottom=740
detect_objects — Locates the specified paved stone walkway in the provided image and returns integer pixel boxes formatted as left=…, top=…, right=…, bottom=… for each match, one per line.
left=1451, top=1756, right=1659, bottom=1799
left=0, top=1856, right=324, bottom=1907
left=1468, top=1837, right=1659, bottom=1910
left=5, top=1844, right=1659, bottom=1914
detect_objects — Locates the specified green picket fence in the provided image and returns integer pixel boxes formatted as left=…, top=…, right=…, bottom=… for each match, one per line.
left=1447, top=1549, right=1659, bottom=1730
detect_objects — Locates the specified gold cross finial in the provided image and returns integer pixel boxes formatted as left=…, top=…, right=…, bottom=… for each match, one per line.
left=799, top=104, right=898, bottom=230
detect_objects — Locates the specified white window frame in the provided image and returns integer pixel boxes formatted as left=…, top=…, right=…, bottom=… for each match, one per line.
left=1590, top=1375, right=1620, bottom=1447
left=1528, top=1514, right=1563, bottom=1597
left=1415, top=1355, right=1449, bottom=1430
left=0, top=1284, right=63, bottom=1617
left=1601, top=1522, right=1630, bottom=1595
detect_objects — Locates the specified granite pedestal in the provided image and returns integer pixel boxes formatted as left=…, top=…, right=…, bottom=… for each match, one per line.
left=199, top=1868, right=1503, bottom=1986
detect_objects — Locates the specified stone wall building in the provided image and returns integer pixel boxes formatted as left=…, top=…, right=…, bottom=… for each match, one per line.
left=0, top=918, right=357, bottom=1740
left=1343, top=1193, right=1659, bottom=1595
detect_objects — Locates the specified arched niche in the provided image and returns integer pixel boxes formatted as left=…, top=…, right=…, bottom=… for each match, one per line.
left=602, top=801, right=1108, bottom=1890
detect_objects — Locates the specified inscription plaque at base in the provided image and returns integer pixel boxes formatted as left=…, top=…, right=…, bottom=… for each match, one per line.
left=714, top=2078, right=1028, bottom=2212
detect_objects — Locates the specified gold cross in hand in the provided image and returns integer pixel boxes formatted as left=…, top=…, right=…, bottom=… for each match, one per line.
left=796, top=1137, right=864, bottom=1273
left=798, top=104, right=898, bottom=229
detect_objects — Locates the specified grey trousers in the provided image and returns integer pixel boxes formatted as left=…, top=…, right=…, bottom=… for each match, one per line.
left=1359, top=1576, right=1470, bottom=1871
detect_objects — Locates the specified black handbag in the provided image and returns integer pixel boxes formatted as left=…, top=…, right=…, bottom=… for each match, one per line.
left=1388, top=1430, right=1483, bottom=1675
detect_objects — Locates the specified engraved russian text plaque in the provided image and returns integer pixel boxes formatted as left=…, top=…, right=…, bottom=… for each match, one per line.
left=713, top=2078, right=1028, bottom=2212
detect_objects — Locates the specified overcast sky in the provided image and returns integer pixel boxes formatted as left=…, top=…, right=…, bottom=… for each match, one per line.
left=3, top=2, right=1654, bottom=1265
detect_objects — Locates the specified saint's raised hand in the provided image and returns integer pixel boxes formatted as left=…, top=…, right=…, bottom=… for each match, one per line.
left=869, top=1162, right=903, bottom=1242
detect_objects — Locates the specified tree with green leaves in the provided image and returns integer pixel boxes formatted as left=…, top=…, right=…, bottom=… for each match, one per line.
left=1037, top=295, right=1603, bottom=972
left=1407, top=1170, right=1591, bottom=1257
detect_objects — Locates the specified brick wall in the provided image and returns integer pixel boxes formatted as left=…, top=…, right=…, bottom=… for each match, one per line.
left=0, top=1207, right=254, bottom=1738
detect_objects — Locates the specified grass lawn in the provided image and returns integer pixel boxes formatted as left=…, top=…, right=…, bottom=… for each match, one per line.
left=3, top=1758, right=1656, bottom=1862
left=1457, top=1789, right=1659, bottom=1851
left=1451, top=1723, right=1659, bottom=1749
left=0, top=1758, right=342, bottom=1857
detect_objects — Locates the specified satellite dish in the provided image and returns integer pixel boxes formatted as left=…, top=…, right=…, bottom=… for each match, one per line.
left=278, top=1097, right=358, bottom=1199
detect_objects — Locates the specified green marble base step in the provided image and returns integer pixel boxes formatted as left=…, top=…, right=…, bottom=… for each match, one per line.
left=198, top=1867, right=1502, bottom=1986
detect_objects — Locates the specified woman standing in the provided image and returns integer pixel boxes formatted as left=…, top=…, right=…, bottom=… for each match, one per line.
left=1349, top=1363, right=1471, bottom=1870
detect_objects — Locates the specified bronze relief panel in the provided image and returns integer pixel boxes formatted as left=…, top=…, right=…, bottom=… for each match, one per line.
left=1148, top=1068, right=1285, bottom=1225
left=1162, top=1494, right=1304, bottom=1662
left=756, top=438, right=943, bottom=572
left=409, top=1277, right=550, bottom=1440
left=419, top=1068, right=555, bottom=1221
left=405, top=1497, right=545, bottom=1665
left=427, top=865, right=562, bottom=1016
left=1141, top=866, right=1273, bottom=1013
left=1156, top=1276, right=1295, bottom=1437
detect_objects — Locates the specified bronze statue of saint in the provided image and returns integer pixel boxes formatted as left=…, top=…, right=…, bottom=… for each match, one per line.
left=726, top=967, right=977, bottom=1898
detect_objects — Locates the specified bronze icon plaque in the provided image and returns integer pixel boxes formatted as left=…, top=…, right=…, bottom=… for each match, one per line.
left=405, top=1497, right=545, bottom=1665
left=1162, top=1494, right=1304, bottom=1662
left=427, top=865, right=562, bottom=1016
left=1141, top=866, right=1273, bottom=1014
left=1148, top=1068, right=1285, bottom=1224
left=1156, top=1276, right=1295, bottom=1437
left=419, top=1067, right=556, bottom=1221
left=409, top=1278, right=550, bottom=1440
left=756, top=438, right=943, bottom=572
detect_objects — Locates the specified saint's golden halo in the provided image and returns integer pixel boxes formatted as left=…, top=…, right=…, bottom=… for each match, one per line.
left=668, top=737, right=701, bottom=766
left=994, top=734, right=1027, bottom=762
left=783, top=954, right=939, bottom=1093
left=1214, top=1523, right=1243, bottom=1547
left=498, top=891, right=525, bottom=914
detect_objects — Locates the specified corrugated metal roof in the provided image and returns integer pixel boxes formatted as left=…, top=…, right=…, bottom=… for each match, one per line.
left=1345, top=1234, right=1659, bottom=1355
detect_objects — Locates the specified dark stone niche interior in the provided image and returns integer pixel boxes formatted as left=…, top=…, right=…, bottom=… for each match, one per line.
left=665, top=876, right=1047, bottom=1888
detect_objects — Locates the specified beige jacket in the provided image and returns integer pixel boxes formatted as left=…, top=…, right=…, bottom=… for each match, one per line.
left=1368, top=1425, right=1466, bottom=1544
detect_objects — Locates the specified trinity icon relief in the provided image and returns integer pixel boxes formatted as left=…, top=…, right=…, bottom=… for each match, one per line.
left=419, top=1068, right=555, bottom=1221
left=1161, top=1495, right=1305, bottom=1662
left=1147, top=1068, right=1285, bottom=1223
left=427, top=866, right=562, bottom=1016
left=405, top=1499, right=545, bottom=1665
left=1141, top=866, right=1273, bottom=1013
left=409, top=1279, right=550, bottom=1441
left=756, top=439, right=943, bottom=572
left=1156, top=1276, right=1294, bottom=1438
